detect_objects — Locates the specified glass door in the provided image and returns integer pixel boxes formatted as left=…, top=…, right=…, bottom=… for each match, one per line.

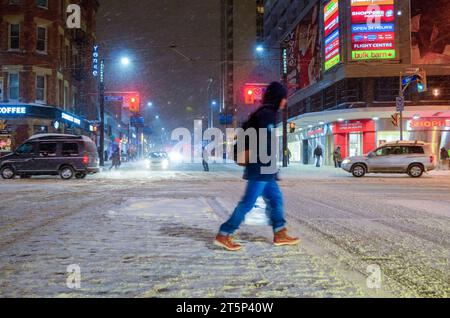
left=349, top=133, right=362, bottom=157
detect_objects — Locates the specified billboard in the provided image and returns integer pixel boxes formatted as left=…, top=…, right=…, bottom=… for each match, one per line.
left=350, top=0, right=396, bottom=61
left=324, top=0, right=340, bottom=71
left=411, top=0, right=450, bottom=64
left=284, top=4, right=321, bottom=95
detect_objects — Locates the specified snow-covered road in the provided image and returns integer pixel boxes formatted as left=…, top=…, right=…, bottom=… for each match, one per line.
left=0, top=164, right=448, bottom=297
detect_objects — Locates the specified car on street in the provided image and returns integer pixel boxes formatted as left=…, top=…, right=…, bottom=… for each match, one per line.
left=0, top=134, right=100, bottom=180
left=146, top=151, right=170, bottom=169
left=341, top=141, right=436, bottom=178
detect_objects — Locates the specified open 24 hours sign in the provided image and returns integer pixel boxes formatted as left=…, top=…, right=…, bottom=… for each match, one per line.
left=350, top=0, right=396, bottom=61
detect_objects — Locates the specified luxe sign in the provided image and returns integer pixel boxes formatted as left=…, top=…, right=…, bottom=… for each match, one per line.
left=350, top=0, right=396, bottom=61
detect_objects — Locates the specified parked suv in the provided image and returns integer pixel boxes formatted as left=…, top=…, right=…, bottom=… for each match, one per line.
left=341, top=141, right=436, bottom=178
left=0, top=134, right=100, bottom=180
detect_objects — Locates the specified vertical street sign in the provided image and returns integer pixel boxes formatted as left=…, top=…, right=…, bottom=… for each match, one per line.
left=396, top=96, right=404, bottom=112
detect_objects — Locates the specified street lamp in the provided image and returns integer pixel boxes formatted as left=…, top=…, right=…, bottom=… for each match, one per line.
left=98, top=56, right=131, bottom=167
left=147, top=102, right=153, bottom=107
left=120, top=57, right=130, bottom=66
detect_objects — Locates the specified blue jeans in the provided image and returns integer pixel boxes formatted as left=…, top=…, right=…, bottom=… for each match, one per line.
left=219, top=180, right=286, bottom=235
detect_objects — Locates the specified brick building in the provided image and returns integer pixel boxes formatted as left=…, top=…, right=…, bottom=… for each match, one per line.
left=0, top=0, right=99, bottom=153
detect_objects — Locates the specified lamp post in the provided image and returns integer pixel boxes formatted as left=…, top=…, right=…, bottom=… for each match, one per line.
left=99, top=59, right=105, bottom=166
left=255, top=44, right=289, bottom=167
left=98, top=56, right=131, bottom=167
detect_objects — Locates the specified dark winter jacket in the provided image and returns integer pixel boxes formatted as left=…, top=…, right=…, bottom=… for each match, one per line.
left=241, top=104, right=278, bottom=181
left=314, top=146, right=323, bottom=157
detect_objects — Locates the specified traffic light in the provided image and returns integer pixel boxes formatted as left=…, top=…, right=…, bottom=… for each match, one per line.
left=391, top=113, right=400, bottom=127
left=417, top=69, right=427, bottom=93
left=128, top=95, right=140, bottom=113
left=289, top=122, right=296, bottom=133
left=244, top=88, right=255, bottom=105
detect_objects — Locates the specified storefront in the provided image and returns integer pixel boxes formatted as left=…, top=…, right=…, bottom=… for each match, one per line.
left=407, top=118, right=450, bottom=155
left=332, top=119, right=377, bottom=159
left=298, top=124, right=334, bottom=165
left=0, top=104, right=96, bottom=155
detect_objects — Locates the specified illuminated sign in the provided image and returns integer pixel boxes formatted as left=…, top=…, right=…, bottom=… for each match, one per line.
left=350, top=0, right=396, bottom=61
left=62, top=112, right=81, bottom=125
left=92, top=45, right=99, bottom=77
left=0, top=106, right=26, bottom=115
left=324, top=0, right=340, bottom=71
left=409, top=119, right=450, bottom=129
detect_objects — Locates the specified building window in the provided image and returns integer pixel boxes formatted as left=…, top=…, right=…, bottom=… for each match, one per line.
left=9, top=24, right=20, bottom=50
left=36, top=26, right=47, bottom=53
left=36, top=0, right=48, bottom=9
left=8, top=73, right=19, bottom=101
left=36, top=75, right=46, bottom=103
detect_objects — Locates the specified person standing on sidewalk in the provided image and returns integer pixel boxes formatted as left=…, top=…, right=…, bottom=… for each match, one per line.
left=440, top=147, right=449, bottom=170
left=214, top=82, right=299, bottom=251
left=333, top=146, right=342, bottom=168
left=314, top=145, right=323, bottom=167
left=202, top=147, right=210, bottom=172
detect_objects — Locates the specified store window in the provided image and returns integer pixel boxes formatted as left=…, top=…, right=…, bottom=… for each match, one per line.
left=36, top=26, right=47, bottom=52
left=36, top=0, right=48, bottom=9
left=9, top=24, right=20, bottom=50
left=8, top=73, right=19, bottom=101
left=36, top=75, right=46, bottom=102
left=0, top=136, right=12, bottom=153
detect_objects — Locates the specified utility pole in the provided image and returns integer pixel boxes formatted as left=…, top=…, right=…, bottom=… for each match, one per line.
left=281, top=46, right=288, bottom=168
left=398, top=72, right=404, bottom=141
left=99, top=59, right=105, bottom=166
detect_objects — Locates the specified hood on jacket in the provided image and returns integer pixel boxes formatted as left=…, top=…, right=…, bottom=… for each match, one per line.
left=262, top=82, right=288, bottom=110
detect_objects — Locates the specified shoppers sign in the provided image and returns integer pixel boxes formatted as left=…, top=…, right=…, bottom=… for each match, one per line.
left=350, top=0, right=396, bottom=61
left=324, top=0, right=340, bottom=71
left=408, top=119, right=450, bottom=130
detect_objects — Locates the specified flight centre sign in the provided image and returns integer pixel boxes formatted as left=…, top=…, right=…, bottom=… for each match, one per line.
left=350, top=0, right=396, bottom=61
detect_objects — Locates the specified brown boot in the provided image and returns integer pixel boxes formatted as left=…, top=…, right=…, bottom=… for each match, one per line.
left=274, top=229, right=300, bottom=246
left=214, top=234, right=242, bottom=251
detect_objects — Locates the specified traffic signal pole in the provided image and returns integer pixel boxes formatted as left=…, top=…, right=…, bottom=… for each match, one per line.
left=399, top=72, right=404, bottom=141
left=99, top=59, right=105, bottom=167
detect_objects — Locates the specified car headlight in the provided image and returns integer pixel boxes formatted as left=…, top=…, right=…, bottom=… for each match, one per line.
left=342, top=159, right=351, bottom=165
left=162, top=159, right=169, bottom=169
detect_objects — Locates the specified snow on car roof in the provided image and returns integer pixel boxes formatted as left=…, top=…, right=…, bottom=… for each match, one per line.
left=28, top=134, right=93, bottom=142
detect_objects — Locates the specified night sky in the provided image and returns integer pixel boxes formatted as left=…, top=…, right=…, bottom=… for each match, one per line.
left=96, top=0, right=222, bottom=132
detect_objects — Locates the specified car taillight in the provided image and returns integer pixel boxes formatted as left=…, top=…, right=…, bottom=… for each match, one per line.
left=83, top=153, right=89, bottom=165
left=429, top=155, right=434, bottom=163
